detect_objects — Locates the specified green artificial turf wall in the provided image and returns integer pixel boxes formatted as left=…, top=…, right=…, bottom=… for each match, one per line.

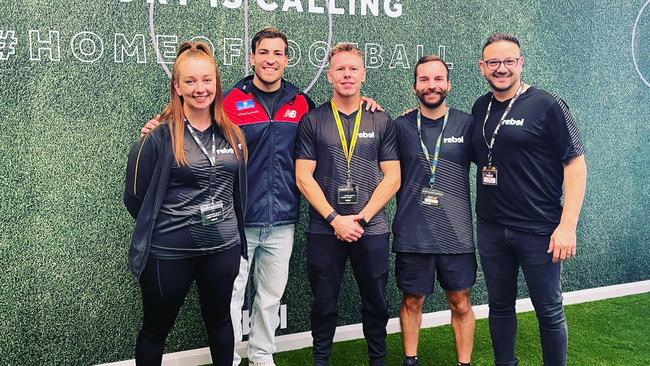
left=0, top=0, right=649, bottom=364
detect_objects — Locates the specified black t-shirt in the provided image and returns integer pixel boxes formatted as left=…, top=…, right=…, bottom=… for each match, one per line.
left=295, top=101, right=399, bottom=235
left=392, top=108, right=475, bottom=254
left=151, top=123, right=240, bottom=258
left=471, top=87, right=585, bottom=235
left=251, top=84, right=281, bottom=118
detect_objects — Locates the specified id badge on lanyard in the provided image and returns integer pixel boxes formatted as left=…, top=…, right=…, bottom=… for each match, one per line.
left=421, top=187, right=443, bottom=207
left=331, top=100, right=363, bottom=205
left=186, top=121, right=225, bottom=224
left=481, top=83, right=526, bottom=186
left=481, top=166, right=498, bottom=186
left=200, top=200, right=224, bottom=226
left=337, top=183, right=359, bottom=205
left=417, top=108, right=448, bottom=208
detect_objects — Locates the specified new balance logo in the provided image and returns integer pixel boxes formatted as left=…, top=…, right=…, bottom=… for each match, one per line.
left=217, top=148, right=234, bottom=154
left=443, top=136, right=464, bottom=144
left=357, top=131, right=375, bottom=138
left=502, top=118, right=524, bottom=126
left=283, top=109, right=297, bottom=118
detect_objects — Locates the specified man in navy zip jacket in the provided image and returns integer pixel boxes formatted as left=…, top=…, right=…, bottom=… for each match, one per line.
left=223, top=28, right=313, bottom=366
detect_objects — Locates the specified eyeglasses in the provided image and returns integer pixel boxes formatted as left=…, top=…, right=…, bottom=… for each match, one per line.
left=483, top=57, right=522, bottom=70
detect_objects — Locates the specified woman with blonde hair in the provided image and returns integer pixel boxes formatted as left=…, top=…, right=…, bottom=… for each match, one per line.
left=124, top=41, right=248, bottom=365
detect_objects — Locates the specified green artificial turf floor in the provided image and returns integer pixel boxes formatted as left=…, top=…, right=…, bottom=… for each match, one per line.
left=233, top=292, right=650, bottom=366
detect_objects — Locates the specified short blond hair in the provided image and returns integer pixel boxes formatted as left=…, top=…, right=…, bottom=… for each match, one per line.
left=328, top=42, right=364, bottom=62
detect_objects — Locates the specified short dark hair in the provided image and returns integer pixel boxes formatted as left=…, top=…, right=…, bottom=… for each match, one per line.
left=482, top=33, right=520, bottom=57
left=413, top=55, right=450, bottom=87
left=251, top=27, right=288, bottom=55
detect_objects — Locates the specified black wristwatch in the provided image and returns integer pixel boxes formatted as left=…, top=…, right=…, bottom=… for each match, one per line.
left=358, top=218, right=369, bottom=228
left=326, top=210, right=338, bottom=224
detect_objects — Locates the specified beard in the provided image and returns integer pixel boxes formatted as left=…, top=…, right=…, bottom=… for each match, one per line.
left=417, top=88, right=448, bottom=109
left=487, top=71, right=518, bottom=92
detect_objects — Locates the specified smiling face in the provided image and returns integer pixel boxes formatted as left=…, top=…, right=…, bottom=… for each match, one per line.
left=173, top=56, right=217, bottom=114
left=250, top=37, right=288, bottom=92
left=480, top=40, right=524, bottom=98
left=327, top=51, right=366, bottom=99
left=414, top=60, right=451, bottom=109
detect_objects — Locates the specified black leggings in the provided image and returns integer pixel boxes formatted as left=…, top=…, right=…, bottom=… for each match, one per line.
left=136, top=245, right=240, bottom=366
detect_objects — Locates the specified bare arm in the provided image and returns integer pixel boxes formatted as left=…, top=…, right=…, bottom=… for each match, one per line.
left=359, top=160, right=401, bottom=221
left=548, top=155, right=587, bottom=262
left=296, top=159, right=364, bottom=242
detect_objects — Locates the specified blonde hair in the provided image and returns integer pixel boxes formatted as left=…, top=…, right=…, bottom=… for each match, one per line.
left=160, top=41, right=247, bottom=165
left=328, top=42, right=364, bottom=63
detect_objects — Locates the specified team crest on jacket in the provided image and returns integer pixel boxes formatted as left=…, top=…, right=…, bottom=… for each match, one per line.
left=236, top=99, right=255, bottom=111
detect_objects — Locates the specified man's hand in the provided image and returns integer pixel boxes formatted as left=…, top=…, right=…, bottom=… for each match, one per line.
left=140, top=114, right=161, bottom=138
left=331, top=214, right=365, bottom=242
left=548, top=223, right=577, bottom=263
left=360, top=96, right=384, bottom=112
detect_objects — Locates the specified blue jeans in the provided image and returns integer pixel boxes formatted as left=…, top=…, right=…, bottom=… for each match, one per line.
left=231, top=224, right=295, bottom=366
left=477, top=221, right=567, bottom=366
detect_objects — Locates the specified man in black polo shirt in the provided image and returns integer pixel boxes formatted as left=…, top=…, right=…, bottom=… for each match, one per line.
left=295, top=43, right=400, bottom=366
left=471, top=33, right=587, bottom=366
left=393, top=55, right=476, bottom=366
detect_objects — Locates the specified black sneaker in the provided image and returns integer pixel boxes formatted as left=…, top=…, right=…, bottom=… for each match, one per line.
left=402, top=357, right=419, bottom=366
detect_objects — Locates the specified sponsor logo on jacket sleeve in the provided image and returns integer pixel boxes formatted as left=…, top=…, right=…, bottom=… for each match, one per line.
left=236, top=99, right=256, bottom=111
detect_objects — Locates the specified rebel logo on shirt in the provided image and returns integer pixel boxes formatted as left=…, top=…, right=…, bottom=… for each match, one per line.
left=443, top=136, right=464, bottom=144
left=236, top=99, right=256, bottom=111
left=502, top=118, right=525, bottom=126
left=357, top=131, right=375, bottom=138
left=217, top=147, right=234, bottom=154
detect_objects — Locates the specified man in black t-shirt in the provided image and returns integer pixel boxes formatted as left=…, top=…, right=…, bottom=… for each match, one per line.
left=295, top=43, right=400, bottom=366
left=471, top=33, right=587, bottom=366
left=393, top=55, right=476, bottom=366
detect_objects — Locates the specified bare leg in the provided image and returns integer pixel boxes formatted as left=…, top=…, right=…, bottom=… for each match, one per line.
left=399, top=293, right=425, bottom=357
left=445, top=289, right=475, bottom=364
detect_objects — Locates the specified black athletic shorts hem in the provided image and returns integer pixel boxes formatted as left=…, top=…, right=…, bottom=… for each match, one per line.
left=395, top=252, right=477, bottom=296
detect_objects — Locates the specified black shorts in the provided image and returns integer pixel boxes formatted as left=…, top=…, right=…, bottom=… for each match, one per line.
left=395, top=252, right=477, bottom=296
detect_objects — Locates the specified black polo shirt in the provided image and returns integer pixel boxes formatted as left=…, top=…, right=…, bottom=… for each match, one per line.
left=471, top=86, right=585, bottom=235
left=295, top=101, right=399, bottom=235
left=392, top=108, right=475, bottom=254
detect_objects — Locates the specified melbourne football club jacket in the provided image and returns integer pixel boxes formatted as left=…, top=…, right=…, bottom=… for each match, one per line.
left=224, top=76, right=314, bottom=226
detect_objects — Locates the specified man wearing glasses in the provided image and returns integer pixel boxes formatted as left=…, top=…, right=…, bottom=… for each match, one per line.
left=471, top=33, right=587, bottom=366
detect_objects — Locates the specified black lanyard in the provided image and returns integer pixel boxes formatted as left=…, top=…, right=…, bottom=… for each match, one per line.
left=186, top=120, right=217, bottom=199
left=481, top=83, right=525, bottom=167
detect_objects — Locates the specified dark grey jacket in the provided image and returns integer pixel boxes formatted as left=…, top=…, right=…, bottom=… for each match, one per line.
left=123, top=122, right=247, bottom=279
